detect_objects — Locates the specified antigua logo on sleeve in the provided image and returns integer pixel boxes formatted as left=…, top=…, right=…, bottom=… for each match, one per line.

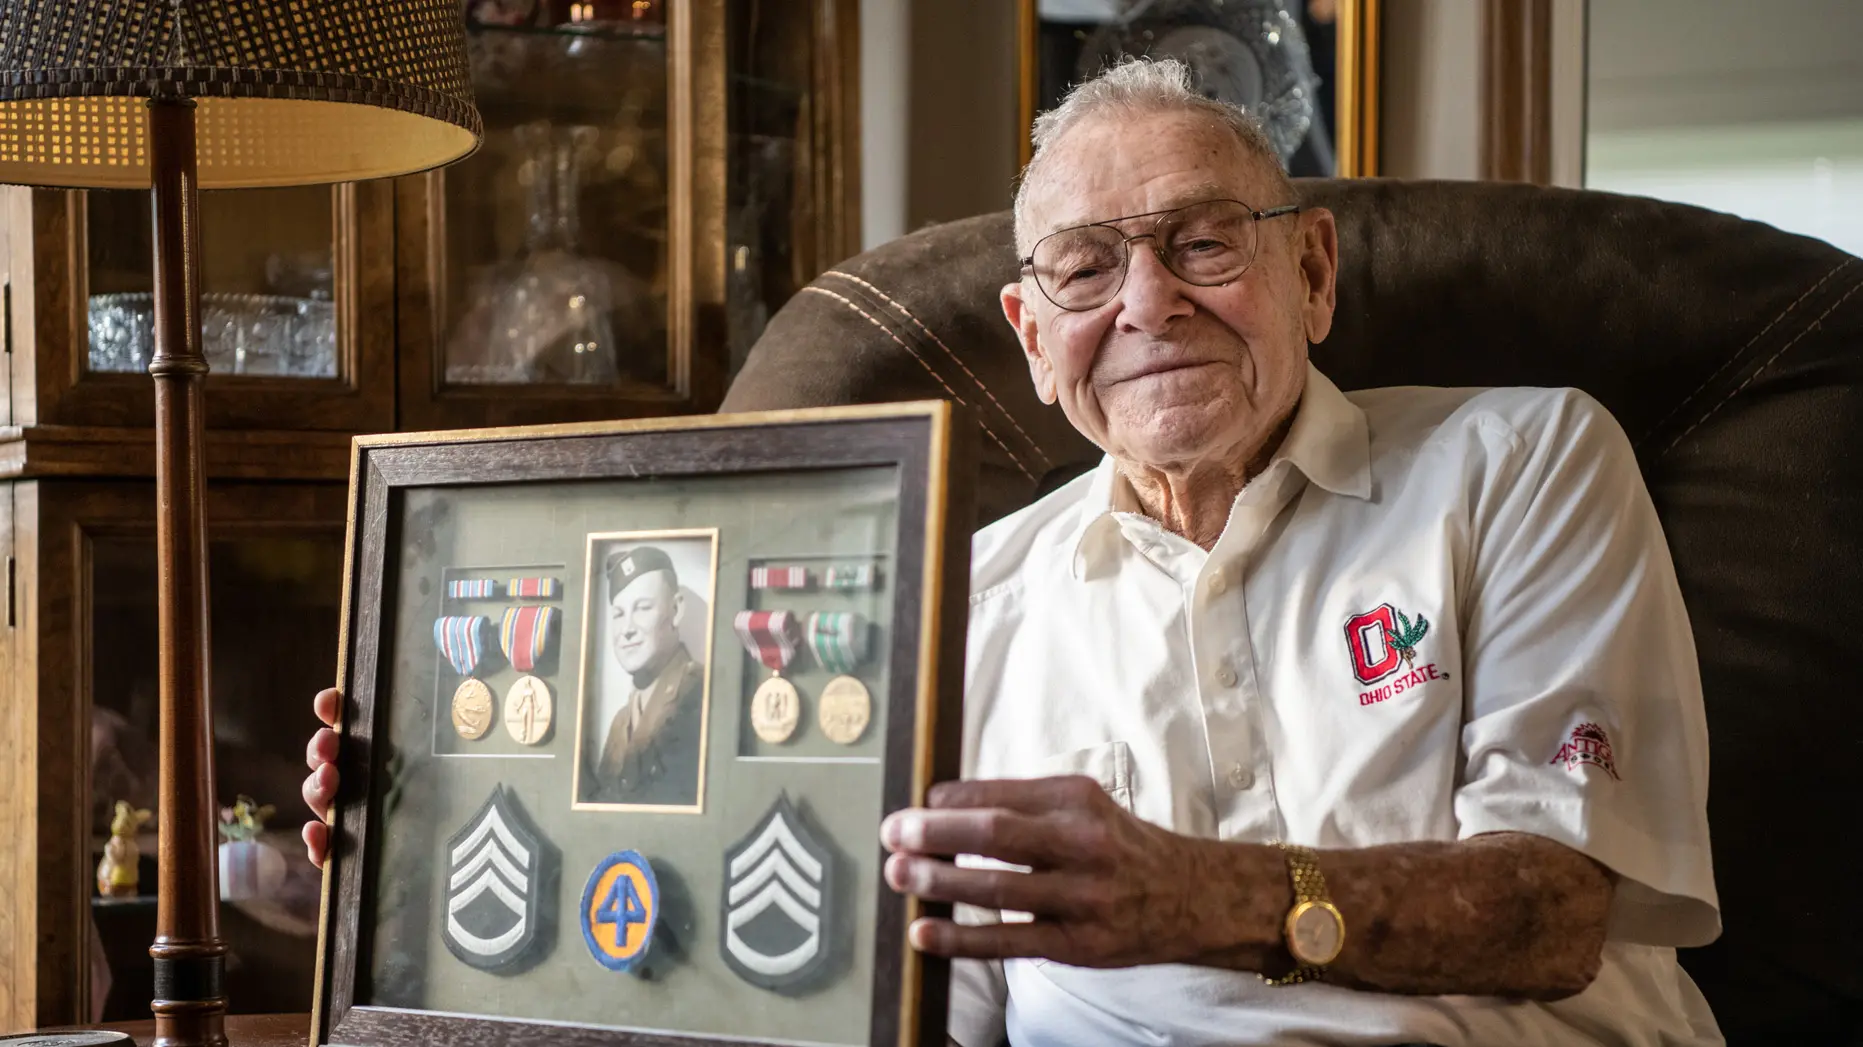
left=1551, top=722, right=1621, bottom=779
left=1344, top=602, right=1449, bottom=706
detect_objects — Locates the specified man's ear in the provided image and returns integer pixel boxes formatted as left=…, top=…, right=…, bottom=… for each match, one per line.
left=1001, top=281, right=1057, bottom=405
left=1295, top=207, right=1339, bottom=345
left=669, top=587, right=686, bottom=628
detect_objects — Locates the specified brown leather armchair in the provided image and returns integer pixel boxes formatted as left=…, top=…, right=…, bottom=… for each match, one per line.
left=722, top=179, right=1863, bottom=1043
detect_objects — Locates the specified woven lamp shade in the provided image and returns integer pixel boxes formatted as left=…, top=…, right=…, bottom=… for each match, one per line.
left=0, top=0, right=481, bottom=190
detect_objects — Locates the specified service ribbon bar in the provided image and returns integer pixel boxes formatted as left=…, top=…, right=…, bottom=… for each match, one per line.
left=733, top=610, right=801, bottom=673
left=434, top=615, right=492, bottom=677
left=824, top=564, right=877, bottom=590
left=806, top=611, right=868, bottom=674
left=507, top=576, right=561, bottom=599
left=447, top=578, right=501, bottom=600
left=750, top=565, right=810, bottom=590
left=500, top=605, right=560, bottom=673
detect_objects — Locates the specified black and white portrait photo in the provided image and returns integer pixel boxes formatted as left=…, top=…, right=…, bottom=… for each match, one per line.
left=573, top=530, right=718, bottom=811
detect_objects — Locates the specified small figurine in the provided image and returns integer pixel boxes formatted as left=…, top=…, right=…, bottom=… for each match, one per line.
left=97, top=801, right=152, bottom=898
left=218, top=795, right=285, bottom=901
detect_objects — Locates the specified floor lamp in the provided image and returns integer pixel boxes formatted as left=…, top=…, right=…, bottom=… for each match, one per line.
left=0, top=4, right=480, bottom=1044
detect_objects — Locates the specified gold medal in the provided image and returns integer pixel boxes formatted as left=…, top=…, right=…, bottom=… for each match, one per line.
left=451, top=678, right=494, bottom=740
left=503, top=675, right=553, bottom=745
left=750, top=675, right=801, bottom=743
left=817, top=675, right=871, bottom=745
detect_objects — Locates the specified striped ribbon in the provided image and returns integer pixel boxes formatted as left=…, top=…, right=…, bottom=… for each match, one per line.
left=447, top=578, right=501, bottom=599
left=507, top=576, right=561, bottom=599
left=824, top=564, right=876, bottom=590
left=733, top=610, right=801, bottom=673
left=750, top=565, right=810, bottom=590
left=500, top=605, right=559, bottom=672
left=434, top=615, right=492, bottom=677
left=806, top=611, right=869, bottom=674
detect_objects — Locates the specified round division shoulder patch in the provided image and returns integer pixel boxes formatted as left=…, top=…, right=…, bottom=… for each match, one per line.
left=580, top=849, right=660, bottom=972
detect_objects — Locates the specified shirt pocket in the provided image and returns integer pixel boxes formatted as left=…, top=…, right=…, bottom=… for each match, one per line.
left=1038, top=740, right=1134, bottom=813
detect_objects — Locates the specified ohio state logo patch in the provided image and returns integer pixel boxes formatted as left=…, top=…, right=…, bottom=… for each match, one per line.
left=1551, top=722, right=1620, bottom=779
left=1344, top=603, right=1431, bottom=684
left=1345, top=603, right=1447, bottom=707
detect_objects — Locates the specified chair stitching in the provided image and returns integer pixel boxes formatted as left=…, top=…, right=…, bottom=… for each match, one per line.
left=1641, top=256, right=1855, bottom=447
left=822, top=270, right=1053, bottom=468
left=1658, top=274, right=1863, bottom=461
left=800, top=285, right=1035, bottom=479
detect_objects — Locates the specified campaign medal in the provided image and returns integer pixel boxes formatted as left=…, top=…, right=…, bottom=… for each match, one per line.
left=435, top=615, right=496, bottom=740
left=503, top=676, right=553, bottom=746
left=580, top=850, right=660, bottom=973
left=734, top=610, right=803, bottom=744
left=823, top=563, right=877, bottom=591
left=499, top=606, right=559, bottom=745
left=452, top=680, right=494, bottom=740
left=447, top=578, right=501, bottom=600
left=442, top=784, right=551, bottom=972
left=721, top=794, right=834, bottom=991
left=806, top=612, right=871, bottom=745
left=750, top=564, right=810, bottom=590
left=507, top=576, right=561, bottom=599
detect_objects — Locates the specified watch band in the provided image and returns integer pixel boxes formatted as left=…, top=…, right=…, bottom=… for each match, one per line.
left=1259, top=842, right=1344, bottom=987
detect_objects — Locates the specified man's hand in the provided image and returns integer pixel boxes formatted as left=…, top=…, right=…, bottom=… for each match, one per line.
left=880, top=776, right=1285, bottom=969
left=301, top=687, right=342, bottom=868
left=882, top=777, right=1614, bottom=999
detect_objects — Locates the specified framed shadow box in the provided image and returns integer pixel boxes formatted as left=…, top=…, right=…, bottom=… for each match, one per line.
left=312, top=403, right=976, bottom=1047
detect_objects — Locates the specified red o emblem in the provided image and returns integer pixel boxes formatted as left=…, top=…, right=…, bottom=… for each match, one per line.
left=1344, top=604, right=1403, bottom=685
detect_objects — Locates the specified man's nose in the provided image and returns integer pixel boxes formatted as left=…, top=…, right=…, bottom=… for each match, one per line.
left=1114, top=240, right=1195, bottom=334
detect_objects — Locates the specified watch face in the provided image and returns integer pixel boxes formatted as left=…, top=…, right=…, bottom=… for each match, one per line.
left=1288, top=901, right=1344, bottom=965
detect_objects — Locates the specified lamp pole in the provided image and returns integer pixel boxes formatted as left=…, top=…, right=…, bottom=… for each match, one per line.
left=145, top=95, right=227, bottom=1047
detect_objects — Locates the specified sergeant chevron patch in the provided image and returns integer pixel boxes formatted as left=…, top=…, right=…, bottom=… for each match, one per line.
left=441, top=784, right=552, bottom=972
left=720, top=793, right=836, bottom=991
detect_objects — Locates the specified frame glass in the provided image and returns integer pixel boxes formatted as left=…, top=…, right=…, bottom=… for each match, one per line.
left=313, top=403, right=975, bottom=1047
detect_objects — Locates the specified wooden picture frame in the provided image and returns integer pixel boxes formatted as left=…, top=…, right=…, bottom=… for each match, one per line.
left=312, top=402, right=975, bottom=1047
left=1017, top=0, right=1382, bottom=178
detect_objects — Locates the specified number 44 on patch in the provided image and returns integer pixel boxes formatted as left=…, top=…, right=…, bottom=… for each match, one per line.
left=580, top=850, right=660, bottom=972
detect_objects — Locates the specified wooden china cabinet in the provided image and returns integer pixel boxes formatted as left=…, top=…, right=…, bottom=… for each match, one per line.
left=0, top=0, right=857, bottom=1029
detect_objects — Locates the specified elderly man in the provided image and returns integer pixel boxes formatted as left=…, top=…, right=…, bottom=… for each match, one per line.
left=591, top=544, right=704, bottom=805
left=305, top=58, right=1718, bottom=1047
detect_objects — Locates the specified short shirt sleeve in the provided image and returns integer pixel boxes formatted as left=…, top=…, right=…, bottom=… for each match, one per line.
left=1454, top=391, right=1720, bottom=948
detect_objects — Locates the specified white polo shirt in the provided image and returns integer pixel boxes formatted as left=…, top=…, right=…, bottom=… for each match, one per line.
left=949, top=366, right=1723, bottom=1047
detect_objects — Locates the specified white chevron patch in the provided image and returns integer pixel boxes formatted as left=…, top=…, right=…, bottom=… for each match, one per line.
left=442, top=784, right=546, bottom=971
left=720, top=794, right=835, bottom=991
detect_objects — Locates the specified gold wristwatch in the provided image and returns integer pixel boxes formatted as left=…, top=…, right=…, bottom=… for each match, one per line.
left=1259, top=842, right=1345, bottom=986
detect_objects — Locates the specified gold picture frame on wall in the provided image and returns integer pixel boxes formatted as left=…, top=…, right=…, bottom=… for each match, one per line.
left=1018, top=0, right=1381, bottom=178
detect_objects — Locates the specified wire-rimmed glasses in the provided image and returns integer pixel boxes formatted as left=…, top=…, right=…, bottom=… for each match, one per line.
left=1020, top=199, right=1302, bottom=312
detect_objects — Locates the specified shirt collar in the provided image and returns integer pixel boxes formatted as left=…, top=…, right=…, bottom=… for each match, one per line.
left=1067, top=363, right=1371, bottom=577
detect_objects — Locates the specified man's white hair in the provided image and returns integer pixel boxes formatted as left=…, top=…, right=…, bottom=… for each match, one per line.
left=1013, top=56, right=1295, bottom=255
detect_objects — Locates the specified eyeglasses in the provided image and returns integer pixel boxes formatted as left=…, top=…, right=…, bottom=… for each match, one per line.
left=1019, top=199, right=1302, bottom=312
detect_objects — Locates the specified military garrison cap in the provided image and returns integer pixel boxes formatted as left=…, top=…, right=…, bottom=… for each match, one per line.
left=606, top=545, right=677, bottom=590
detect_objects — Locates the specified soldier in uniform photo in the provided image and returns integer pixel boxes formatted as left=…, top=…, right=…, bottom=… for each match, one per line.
left=590, top=544, right=705, bottom=806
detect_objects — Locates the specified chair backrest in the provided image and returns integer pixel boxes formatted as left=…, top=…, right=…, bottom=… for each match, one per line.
left=723, top=178, right=1863, bottom=1039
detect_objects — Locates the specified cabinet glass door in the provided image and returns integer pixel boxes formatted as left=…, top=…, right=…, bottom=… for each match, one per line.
left=85, top=187, right=339, bottom=381
left=88, top=531, right=343, bottom=1020
left=400, top=0, right=860, bottom=430
left=442, top=2, right=676, bottom=391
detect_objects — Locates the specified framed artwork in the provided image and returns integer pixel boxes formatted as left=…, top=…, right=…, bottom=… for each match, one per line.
left=312, top=403, right=975, bottom=1047
left=1018, top=0, right=1382, bottom=177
